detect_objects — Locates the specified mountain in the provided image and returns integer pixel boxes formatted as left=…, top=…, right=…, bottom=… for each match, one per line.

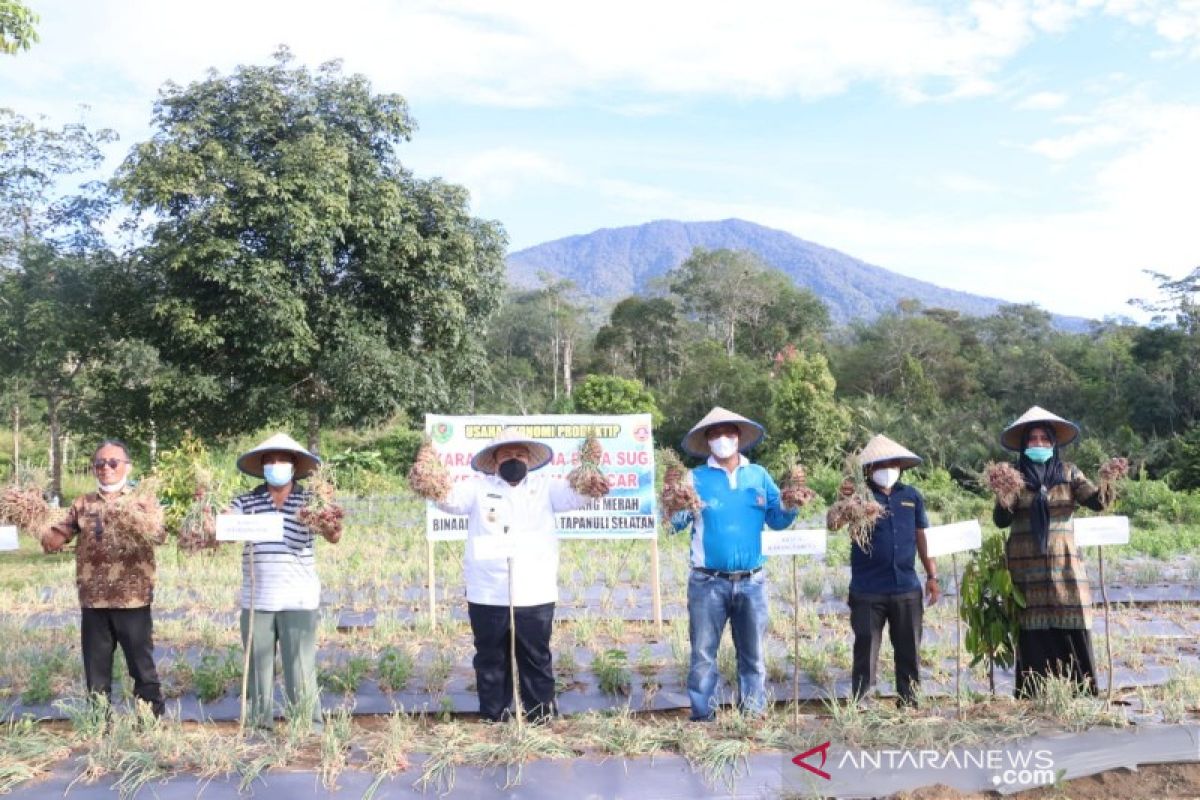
left=506, top=218, right=1089, bottom=329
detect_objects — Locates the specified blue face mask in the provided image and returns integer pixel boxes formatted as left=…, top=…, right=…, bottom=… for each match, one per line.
left=263, top=462, right=294, bottom=487
left=1024, top=446, right=1054, bottom=464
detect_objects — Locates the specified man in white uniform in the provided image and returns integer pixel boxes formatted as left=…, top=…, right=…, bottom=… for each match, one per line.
left=429, top=427, right=606, bottom=722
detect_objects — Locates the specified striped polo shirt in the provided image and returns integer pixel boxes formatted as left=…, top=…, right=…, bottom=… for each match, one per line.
left=231, top=485, right=320, bottom=611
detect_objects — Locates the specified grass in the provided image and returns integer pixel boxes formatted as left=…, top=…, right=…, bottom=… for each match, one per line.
left=177, top=646, right=241, bottom=702
left=318, top=707, right=355, bottom=789
left=823, top=691, right=1041, bottom=750
left=0, top=716, right=71, bottom=793
left=0, top=687, right=1190, bottom=796
left=377, top=645, right=415, bottom=692
left=592, top=648, right=633, bottom=696
left=422, top=644, right=456, bottom=695
left=675, top=724, right=752, bottom=789
left=361, top=711, right=417, bottom=800
left=1025, top=674, right=1129, bottom=731
left=19, top=645, right=71, bottom=704
left=1134, top=666, right=1200, bottom=724
left=319, top=654, right=373, bottom=695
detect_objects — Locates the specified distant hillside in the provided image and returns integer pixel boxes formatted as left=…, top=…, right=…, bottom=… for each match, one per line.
left=507, top=218, right=1088, bottom=329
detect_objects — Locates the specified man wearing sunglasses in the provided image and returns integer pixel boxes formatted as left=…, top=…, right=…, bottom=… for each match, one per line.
left=42, top=439, right=167, bottom=718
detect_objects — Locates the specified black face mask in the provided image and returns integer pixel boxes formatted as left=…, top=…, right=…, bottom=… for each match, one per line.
left=498, top=458, right=528, bottom=483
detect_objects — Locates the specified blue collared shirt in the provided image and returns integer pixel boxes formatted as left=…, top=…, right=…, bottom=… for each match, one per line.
left=849, top=482, right=929, bottom=595
left=671, top=455, right=798, bottom=571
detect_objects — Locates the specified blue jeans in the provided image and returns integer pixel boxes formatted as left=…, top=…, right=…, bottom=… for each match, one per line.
left=686, top=568, right=769, bottom=720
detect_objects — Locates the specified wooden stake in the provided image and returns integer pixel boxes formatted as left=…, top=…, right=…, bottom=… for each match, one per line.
left=952, top=553, right=962, bottom=719
left=239, top=544, right=256, bottom=733
left=1099, top=546, right=1114, bottom=705
left=650, top=536, right=663, bottom=636
left=792, top=553, right=801, bottom=730
left=508, top=553, right=524, bottom=731
left=427, top=537, right=437, bottom=630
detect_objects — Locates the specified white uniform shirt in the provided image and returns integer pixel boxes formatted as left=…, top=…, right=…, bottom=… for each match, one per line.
left=436, top=471, right=590, bottom=606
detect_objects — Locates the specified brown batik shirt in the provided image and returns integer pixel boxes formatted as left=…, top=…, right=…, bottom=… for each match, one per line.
left=49, top=487, right=167, bottom=609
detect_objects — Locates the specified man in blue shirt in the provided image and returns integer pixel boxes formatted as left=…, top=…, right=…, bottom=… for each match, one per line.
left=671, top=407, right=805, bottom=721
left=828, top=434, right=939, bottom=707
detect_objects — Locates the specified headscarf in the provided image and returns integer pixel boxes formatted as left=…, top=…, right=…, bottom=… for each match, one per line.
left=1017, top=424, right=1067, bottom=555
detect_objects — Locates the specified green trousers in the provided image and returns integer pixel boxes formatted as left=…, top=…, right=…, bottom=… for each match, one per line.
left=239, top=608, right=320, bottom=728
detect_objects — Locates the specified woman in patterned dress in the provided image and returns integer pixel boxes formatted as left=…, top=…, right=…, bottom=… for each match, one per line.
left=992, top=406, right=1107, bottom=697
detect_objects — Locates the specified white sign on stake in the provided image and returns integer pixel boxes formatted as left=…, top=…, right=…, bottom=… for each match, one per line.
left=923, top=520, right=983, bottom=558
left=763, top=528, right=827, bottom=557
left=215, top=514, right=285, bottom=543
left=1073, top=516, right=1130, bottom=547
left=0, top=525, right=18, bottom=551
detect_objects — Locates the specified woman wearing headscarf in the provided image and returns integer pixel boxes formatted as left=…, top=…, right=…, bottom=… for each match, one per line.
left=991, top=406, right=1107, bottom=697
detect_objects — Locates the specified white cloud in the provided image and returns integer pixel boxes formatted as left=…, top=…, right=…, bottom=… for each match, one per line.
left=1029, top=123, right=1128, bottom=158
left=1026, top=92, right=1162, bottom=159
left=0, top=0, right=1081, bottom=111
left=1093, top=0, right=1200, bottom=56
left=439, top=148, right=577, bottom=206
left=1017, top=90, right=1069, bottom=109
left=930, top=172, right=1007, bottom=194
left=7, top=1, right=1199, bottom=121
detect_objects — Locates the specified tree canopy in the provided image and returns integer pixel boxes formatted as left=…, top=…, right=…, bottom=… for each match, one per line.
left=114, top=50, right=506, bottom=449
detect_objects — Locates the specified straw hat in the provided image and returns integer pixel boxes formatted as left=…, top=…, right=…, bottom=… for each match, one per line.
left=858, top=434, right=922, bottom=469
left=681, top=406, right=766, bottom=458
left=237, top=433, right=321, bottom=479
left=1000, top=406, right=1080, bottom=451
left=470, top=427, right=554, bottom=475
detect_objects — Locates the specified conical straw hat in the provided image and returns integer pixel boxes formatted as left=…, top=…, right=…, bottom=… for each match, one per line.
left=858, top=434, right=922, bottom=469
left=470, top=427, right=554, bottom=475
left=237, top=433, right=321, bottom=479
left=681, top=406, right=766, bottom=458
left=1000, top=406, right=1080, bottom=451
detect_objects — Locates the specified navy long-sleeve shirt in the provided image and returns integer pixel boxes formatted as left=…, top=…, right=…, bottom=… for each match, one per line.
left=849, top=482, right=929, bottom=595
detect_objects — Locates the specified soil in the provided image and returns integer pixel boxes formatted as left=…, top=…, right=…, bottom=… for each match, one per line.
left=892, top=762, right=1200, bottom=800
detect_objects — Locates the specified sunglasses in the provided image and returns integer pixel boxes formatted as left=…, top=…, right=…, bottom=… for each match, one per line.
left=92, top=458, right=129, bottom=470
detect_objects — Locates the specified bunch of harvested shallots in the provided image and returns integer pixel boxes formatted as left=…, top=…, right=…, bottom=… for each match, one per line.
left=567, top=434, right=610, bottom=498
left=659, top=448, right=702, bottom=516
left=780, top=463, right=817, bottom=510
left=983, top=461, right=1025, bottom=511
left=407, top=438, right=453, bottom=503
left=298, top=465, right=344, bottom=541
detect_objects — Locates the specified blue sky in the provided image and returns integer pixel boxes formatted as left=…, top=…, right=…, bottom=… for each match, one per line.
left=3, top=0, right=1199, bottom=320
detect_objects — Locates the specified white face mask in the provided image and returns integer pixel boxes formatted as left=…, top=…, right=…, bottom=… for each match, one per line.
left=709, top=435, right=739, bottom=459
left=871, top=467, right=900, bottom=489
left=98, top=478, right=127, bottom=494
left=264, top=463, right=294, bottom=487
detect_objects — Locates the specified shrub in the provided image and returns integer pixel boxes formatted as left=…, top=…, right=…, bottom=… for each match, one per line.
left=572, top=374, right=662, bottom=426
left=375, top=428, right=424, bottom=474
left=908, top=467, right=989, bottom=522
left=1114, top=477, right=1200, bottom=526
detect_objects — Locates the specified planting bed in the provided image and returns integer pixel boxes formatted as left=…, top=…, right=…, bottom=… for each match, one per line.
left=2, top=494, right=1198, bottom=798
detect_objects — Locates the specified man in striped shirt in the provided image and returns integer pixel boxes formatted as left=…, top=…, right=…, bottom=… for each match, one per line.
left=230, top=433, right=341, bottom=730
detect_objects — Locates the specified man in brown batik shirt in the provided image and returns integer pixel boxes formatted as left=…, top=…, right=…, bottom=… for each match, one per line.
left=42, top=439, right=167, bottom=716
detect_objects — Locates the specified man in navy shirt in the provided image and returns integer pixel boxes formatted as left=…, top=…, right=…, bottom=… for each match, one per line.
left=828, top=434, right=939, bottom=707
